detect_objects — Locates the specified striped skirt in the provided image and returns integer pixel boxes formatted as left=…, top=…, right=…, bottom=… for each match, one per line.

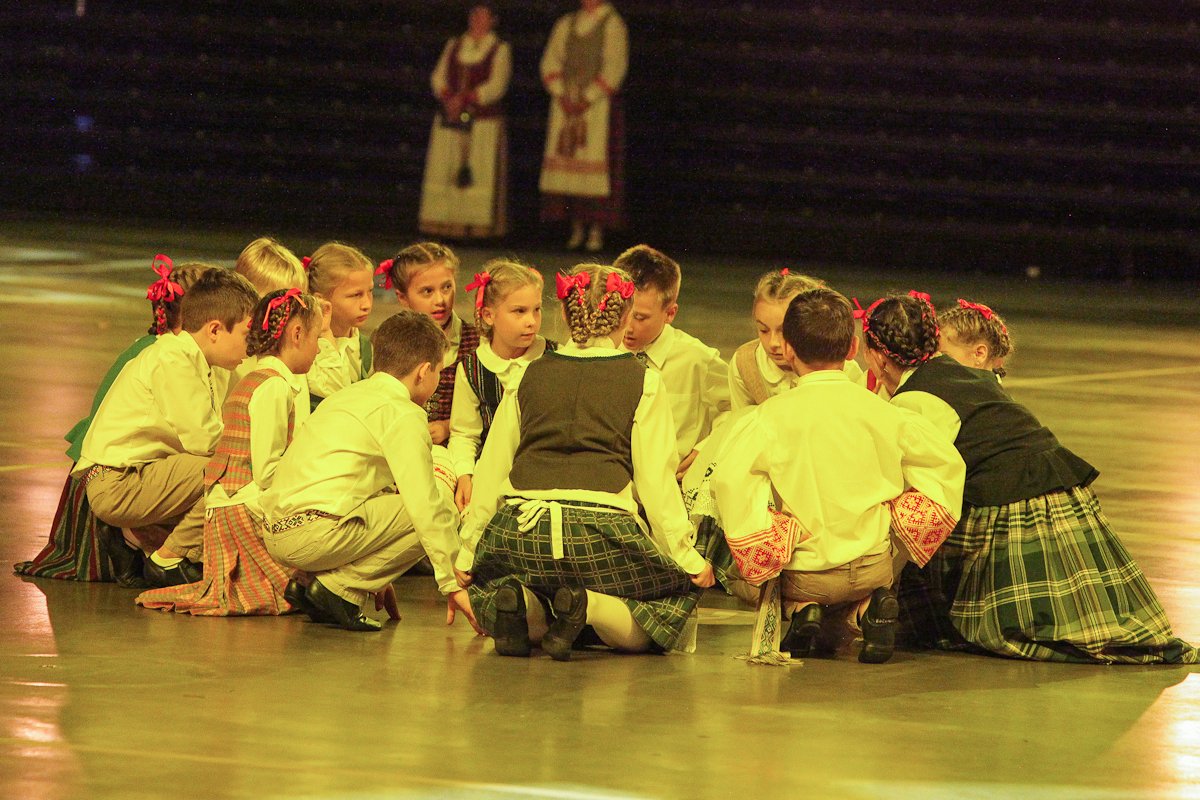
left=136, top=504, right=295, bottom=616
left=468, top=500, right=701, bottom=650
left=897, top=485, right=1198, bottom=664
left=14, top=472, right=113, bottom=582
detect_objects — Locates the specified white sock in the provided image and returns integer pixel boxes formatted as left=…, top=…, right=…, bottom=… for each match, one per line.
left=584, top=590, right=652, bottom=652
left=149, top=551, right=182, bottom=568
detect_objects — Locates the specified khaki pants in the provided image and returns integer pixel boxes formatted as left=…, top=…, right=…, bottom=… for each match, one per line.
left=781, top=548, right=893, bottom=607
left=263, top=494, right=428, bottom=607
left=85, top=454, right=208, bottom=561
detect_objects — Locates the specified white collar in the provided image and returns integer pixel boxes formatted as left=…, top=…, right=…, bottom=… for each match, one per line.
left=255, top=355, right=306, bottom=397
left=639, top=324, right=676, bottom=369
left=476, top=336, right=548, bottom=373
left=754, top=342, right=793, bottom=386
left=558, top=336, right=623, bottom=356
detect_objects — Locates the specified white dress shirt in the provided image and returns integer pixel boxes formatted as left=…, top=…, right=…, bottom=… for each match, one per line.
left=260, top=372, right=461, bottom=594
left=307, top=331, right=364, bottom=400
left=447, top=336, right=549, bottom=476
left=456, top=339, right=707, bottom=577
left=713, top=369, right=965, bottom=572
left=76, top=332, right=222, bottom=472
left=634, top=324, right=730, bottom=459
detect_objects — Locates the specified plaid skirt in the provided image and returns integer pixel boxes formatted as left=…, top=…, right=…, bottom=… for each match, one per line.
left=897, top=485, right=1198, bottom=664
left=136, top=504, right=295, bottom=616
left=14, top=471, right=114, bottom=582
left=468, top=500, right=701, bottom=650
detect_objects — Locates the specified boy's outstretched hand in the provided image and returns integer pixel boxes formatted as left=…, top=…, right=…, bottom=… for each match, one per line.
left=447, top=589, right=484, bottom=635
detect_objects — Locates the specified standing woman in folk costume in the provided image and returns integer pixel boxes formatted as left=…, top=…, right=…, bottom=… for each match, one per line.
left=539, top=0, right=628, bottom=253
left=418, top=3, right=511, bottom=240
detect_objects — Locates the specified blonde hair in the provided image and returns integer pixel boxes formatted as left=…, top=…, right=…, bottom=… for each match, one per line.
left=471, top=258, right=545, bottom=339
left=306, top=242, right=373, bottom=297
left=559, top=263, right=635, bottom=345
left=235, top=237, right=307, bottom=295
left=752, top=269, right=825, bottom=307
left=940, top=299, right=1014, bottom=370
left=384, top=241, right=460, bottom=294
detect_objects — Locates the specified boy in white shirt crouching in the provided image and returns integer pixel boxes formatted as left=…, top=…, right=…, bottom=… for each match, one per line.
left=713, top=288, right=963, bottom=663
left=260, top=310, right=480, bottom=633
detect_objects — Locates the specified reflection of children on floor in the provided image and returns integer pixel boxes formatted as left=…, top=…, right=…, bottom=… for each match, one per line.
left=458, top=262, right=715, bottom=661
left=260, top=310, right=480, bottom=633
left=16, top=257, right=214, bottom=585
left=449, top=258, right=552, bottom=511
left=76, top=269, right=259, bottom=588
left=714, top=288, right=964, bottom=663
left=138, top=289, right=322, bottom=615
left=862, top=292, right=1198, bottom=663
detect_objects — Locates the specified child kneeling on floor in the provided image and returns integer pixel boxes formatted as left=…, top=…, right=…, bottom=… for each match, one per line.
left=259, top=310, right=479, bottom=632
left=712, top=287, right=964, bottom=663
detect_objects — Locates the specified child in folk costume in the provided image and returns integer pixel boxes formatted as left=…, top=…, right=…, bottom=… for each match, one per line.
left=75, top=269, right=259, bottom=589
left=306, top=242, right=375, bottom=411
left=713, top=289, right=964, bottom=664
left=260, top=310, right=478, bottom=633
left=862, top=293, right=1198, bottom=663
left=419, top=3, right=512, bottom=239
left=615, top=244, right=730, bottom=480
left=457, top=263, right=716, bottom=661
left=448, top=259, right=553, bottom=511
left=137, top=289, right=321, bottom=616
left=379, top=242, right=479, bottom=446
left=15, top=257, right=212, bottom=586
left=539, top=0, right=629, bottom=252
left=937, top=298, right=1013, bottom=379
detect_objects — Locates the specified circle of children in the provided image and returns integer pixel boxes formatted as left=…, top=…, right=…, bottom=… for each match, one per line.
left=17, top=238, right=1197, bottom=667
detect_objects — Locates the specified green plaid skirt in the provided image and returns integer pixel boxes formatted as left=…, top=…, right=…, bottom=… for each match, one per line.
left=898, top=485, right=1198, bottom=663
left=468, top=501, right=702, bottom=650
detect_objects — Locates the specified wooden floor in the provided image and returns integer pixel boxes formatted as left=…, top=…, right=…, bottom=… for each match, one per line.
left=1, top=220, right=1198, bottom=799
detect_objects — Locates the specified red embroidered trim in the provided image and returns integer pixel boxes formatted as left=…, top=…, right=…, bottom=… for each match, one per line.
left=888, top=489, right=958, bottom=567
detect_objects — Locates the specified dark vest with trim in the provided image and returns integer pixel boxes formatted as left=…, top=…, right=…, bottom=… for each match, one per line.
left=509, top=350, right=643, bottom=493
left=461, top=340, right=558, bottom=457
left=892, top=356, right=1097, bottom=507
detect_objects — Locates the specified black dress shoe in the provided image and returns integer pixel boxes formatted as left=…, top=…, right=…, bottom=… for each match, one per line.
left=284, top=578, right=330, bottom=622
left=306, top=579, right=381, bottom=632
left=782, top=603, right=824, bottom=658
left=142, top=555, right=203, bottom=588
left=492, top=580, right=532, bottom=657
left=542, top=586, right=588, bottom=662
left=96, top=525, right=148, bottom=588
left=859, top=586, right=900, bottom=664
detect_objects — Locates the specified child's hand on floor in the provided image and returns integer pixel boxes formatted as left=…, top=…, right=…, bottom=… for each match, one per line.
left=447, top=589, right=484, bottom=635
left=373, top=584, right=401, bottom=620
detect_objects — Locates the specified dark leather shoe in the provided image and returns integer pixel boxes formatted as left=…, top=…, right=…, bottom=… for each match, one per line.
left=284, top=578, right=330, bottom=622
left=142, top=555, right=203, bottom=588
left=492, top=580, right=532, bottom=657
left=859, top=586, right=899, bottom=664
left=782, top=603, right=824, bottom=658
left=542, top=586, right=588, bottom=662
left=306, top=579, right=381, bottom=632
left=96, top=525, right=148, bottom=588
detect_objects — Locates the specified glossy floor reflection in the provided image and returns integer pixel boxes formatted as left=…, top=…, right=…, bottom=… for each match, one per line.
left=1, top=222, right=1198, bottom=799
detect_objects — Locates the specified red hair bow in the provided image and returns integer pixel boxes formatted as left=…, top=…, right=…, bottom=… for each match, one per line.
left=301, top=256, right=312, bottom=270
left=908, top=290, right=934, bottom=308
left=263, top=288, right=306, bottom=331
left=780, top=267, right=790, bottom=276
left=851, top=297, right=883, bottom=331
left=465, top=271, right=492, bottom=309
left=606, top=271, right=635, bottom=299
left=375, top=259, right=394, bottom=290
left=957, top=298, right=994, bottom=320
left=146, top=254, right=183, bottom=302
left=555, top=271, right=590, bottom=303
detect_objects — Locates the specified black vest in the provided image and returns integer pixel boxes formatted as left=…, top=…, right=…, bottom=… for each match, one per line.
left=893, top=357, right=1097, bottom=507
left=510, top=351, right=644, bottom=493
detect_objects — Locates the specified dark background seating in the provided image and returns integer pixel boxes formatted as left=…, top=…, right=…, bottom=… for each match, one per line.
left=3, top=2, right=1197, bottom=276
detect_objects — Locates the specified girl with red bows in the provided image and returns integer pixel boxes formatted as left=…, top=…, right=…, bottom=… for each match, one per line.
left=138, top=289, right=323, bottom=616
left=455, top=262, right=716, bottom=661
left=938, top=298, right=1014, bottom=378
left=449, top=259, right=555, bottom=511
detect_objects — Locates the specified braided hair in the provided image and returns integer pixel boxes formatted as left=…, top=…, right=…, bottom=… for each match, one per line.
left=559, top=263, right=636, bottom=345
left=246, top=289, right=322, bottom=357
left=147, top=262, right=213, bottom=335
left=940, top=299, right=1014, bottom=377
left=469, top=258, right=544, bottom=339
left=381, top=241, right=459, bottom=294
left=861, top=294, right=940, bottom=368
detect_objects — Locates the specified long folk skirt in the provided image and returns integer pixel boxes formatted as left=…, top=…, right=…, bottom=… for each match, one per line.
left=136, top=504, right=294, bottom=616
left=468, top=500, right=701, bottom=651
left=14, top=472, right=114, bottom=582
left=897, top=485, right=1198, bottom=664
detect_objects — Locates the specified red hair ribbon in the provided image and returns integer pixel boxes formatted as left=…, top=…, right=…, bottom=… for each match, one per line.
left=375, top=259, right=394, bottom=290
left=146, top=254, right=183, bottom=302
left=851, top=297, right=883, bottom=332
left=555, top=271, right=590, bottom=303
left=957, top=298, right=1006, bottom=333
left=465, top=271, right=492, bottom=309
left=301, top=256, right=312, bottom=270
left=908, top=290, right=934, bottom=309
left=263, top=288, right=306, bottom=332
left=780, top=268, right=790, bottom=276
left=606, top=271, right=635, bottom=299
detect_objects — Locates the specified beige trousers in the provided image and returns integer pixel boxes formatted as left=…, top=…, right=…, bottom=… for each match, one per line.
left=85, top=454, right=208, bottom=561
left=781, top=548, right=893, bottom=607
left=263, top=495, right=428, bottom=606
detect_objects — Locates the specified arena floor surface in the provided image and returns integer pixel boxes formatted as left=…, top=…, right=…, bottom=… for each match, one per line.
left=1, top=220, right=1198, bottom=799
